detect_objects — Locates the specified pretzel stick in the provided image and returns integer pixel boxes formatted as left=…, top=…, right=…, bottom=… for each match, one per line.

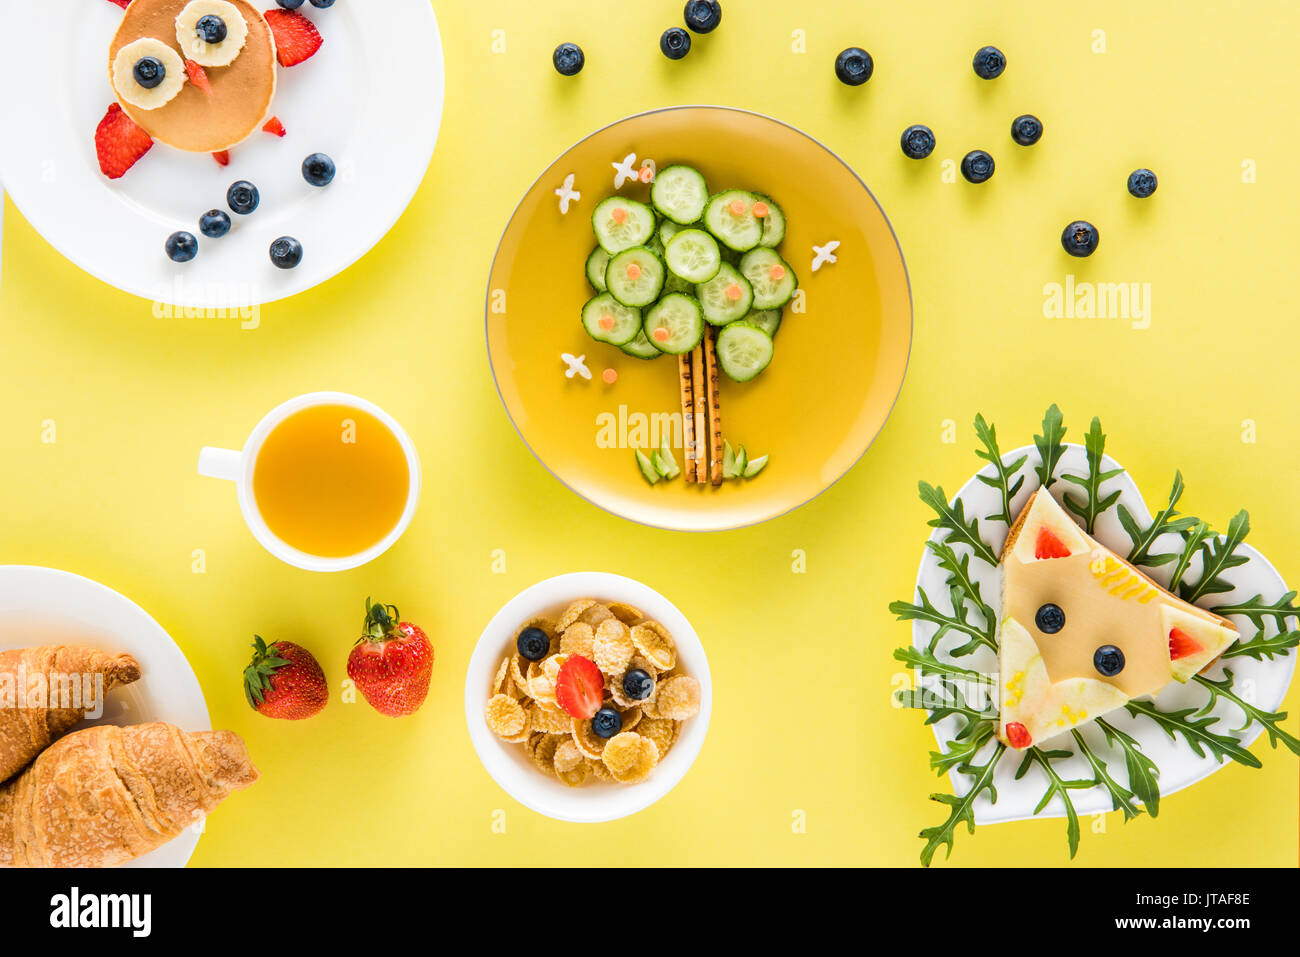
left=690, top=344, right=707, bottom=486
left=703, top=329, right=724, bottom=486
left=678, top=354, right=697, bottom=483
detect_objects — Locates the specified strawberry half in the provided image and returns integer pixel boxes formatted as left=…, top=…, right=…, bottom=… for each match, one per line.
left=1034, top=526, right=1072, bottom=560
left=94, top=103, right=153, bottom=179
left=1168, top=627, right=1204, bottom=661
left=555, top=655, right=604, bottom=719
left=107, top=0, right=131, bottom=9
left=264, top=9, right=324, bottom=67
left=262, top=116, right=287, bottom=137
left=185, top=59, right=213, bottom=94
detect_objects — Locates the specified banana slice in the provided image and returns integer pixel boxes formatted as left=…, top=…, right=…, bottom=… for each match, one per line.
left=111, top=38, right=187, bottom=111
left=175, top=0, right=248, bottom=68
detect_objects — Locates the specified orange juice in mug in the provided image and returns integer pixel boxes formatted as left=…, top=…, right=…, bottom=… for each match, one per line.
left=198, top=393, right=421, bottom=571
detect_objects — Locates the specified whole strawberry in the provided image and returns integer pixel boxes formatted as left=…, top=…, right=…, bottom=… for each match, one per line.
left=243, top=636, right=328, bottom=720
left=346, top=598, right=434, bottom=717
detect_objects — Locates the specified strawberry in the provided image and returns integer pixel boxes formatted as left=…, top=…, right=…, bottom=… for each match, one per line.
left=1004, top=722, right=1031, bottom=749
left=212, top=150, right=230, bottom=166
left=346, top=599, right=434, bottom=717
left=94, top=103, right=153, bottom=179
left=264, top=9, right=324, bottom=67
left=262, top=116, right=287, bottom=137
left=1034, top=525, right=1072, bottom=560
left=243, top=636, right=328, bottom=720
left=107, top=0, right=131, bottom=8
left=185, top=59, right=213, bottom=94
left=555, top=655, right=604, bottom=719
left=1168, top=627, right=1203, bottom=661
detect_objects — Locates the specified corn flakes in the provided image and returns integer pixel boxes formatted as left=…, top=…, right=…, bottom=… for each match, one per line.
left=654, top=675, right=701, bottom=721
left=593, top=618, right=635, bottom=676
left=602, top=732, right=659, bottom=784
left=630, top=621, right=677, bottom=671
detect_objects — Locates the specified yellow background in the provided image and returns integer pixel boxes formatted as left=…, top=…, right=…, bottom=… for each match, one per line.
left=1, top=0, right=1296, bottom=866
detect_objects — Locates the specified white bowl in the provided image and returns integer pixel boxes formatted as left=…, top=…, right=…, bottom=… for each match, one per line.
left=464, top=572, right=712, bottom=823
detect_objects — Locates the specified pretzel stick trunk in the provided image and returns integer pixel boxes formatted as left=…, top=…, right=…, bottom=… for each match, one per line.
left=690, top=344, right=707, bottom=486
left=703, top=329, right=723, bottom=486
left=678, top=354, right=697, bottom=483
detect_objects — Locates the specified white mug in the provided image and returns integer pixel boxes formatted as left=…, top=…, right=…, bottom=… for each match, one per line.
left=197, top=392, right=421, bottom=572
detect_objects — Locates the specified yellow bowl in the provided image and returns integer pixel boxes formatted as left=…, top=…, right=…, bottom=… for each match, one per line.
left=486, top=106, right=911, bottom=531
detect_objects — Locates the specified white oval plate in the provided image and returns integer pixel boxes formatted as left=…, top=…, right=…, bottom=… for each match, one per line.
left=0, top=566, right=211, bottom=867
left=0, top=0, right=443, bottom=309
left=908, top=445, right=1297, bottom=823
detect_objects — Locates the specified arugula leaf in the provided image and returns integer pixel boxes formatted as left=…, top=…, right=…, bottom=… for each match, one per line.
left=929, top=722, right=997, bottom=776
left=919, top=740, right=1005, bottom=867
left=895, top=682, right=997, bottom=741
left=1211, top=591, right=1300, bottom=632
left=1071, top=730, right=1142, bottom=821
left=1192, top=671, right=1300, bottom=756
left=1096, top=718, right=1161, bottom=818
left=1060, top=417, right=1125, bottom=533
left=1181, top=510, right=1251, bottom=604
left=1118, top=471, right=1199, bottom=568
left=1219, top=629, right=1300, bottom=663
left=1167, top=520, right=1213, bottom=594
left=889, top=587, right=996, bottom=656
left=1015, top=747, right=1093, bottom=858
left=917, top=481, right=999, bottom=566
left=1034, top=404, right=1067, bottom=489
left=1125, top=699, right=1261, bottom=768
left=926, top=540, right=996, bottom=639
left=892, top=645, right=985, bottom=682
left=974, top=414, right=1028, bottom=526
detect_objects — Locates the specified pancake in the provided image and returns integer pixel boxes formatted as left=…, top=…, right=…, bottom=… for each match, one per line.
left=108, top=0, right=277, bottom=153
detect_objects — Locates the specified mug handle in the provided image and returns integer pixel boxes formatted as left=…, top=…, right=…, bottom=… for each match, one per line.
left=197, top=447, right=242, bottom=481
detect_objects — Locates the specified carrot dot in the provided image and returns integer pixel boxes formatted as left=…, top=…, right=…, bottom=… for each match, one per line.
left=769, top=264, right=786, bottom=281
left=611, top=207, right=627, bottom=224
left=626, top=263, right=642, bottom=280
left=652, top=327, right=670, bottom=342
left=752, top=202, right=769, bottom=218
left=638, top=166, right=654, bottom=183
left=602, top=368, right=618, bottom=384
left=728, top=199, right=748, bottom=216
left=599, top=315, right=615, bottom=330
left=725, top=283, right=743, bottom=301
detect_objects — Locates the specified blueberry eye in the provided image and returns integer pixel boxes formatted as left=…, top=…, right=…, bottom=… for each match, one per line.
left=133, top=56, right=165, bottom=89
left=196, top=15, right=228, bottom=44
left=1035, top=603, right=1065, bottom=634
left=1093, top=645, right=1125, bottom=677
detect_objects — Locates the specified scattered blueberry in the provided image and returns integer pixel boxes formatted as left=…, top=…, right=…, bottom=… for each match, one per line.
left=1035, top=603, right=1065, bottom=634
left=198, top=209, right=231, bottom=239
left=165, top=231, right=198, bottom=263
left=195, top=15, right=227, bottom=44
left=660, top=26, right=691, bottom=59
left=133, top=57, right=166, bottom=90
left=1011, top=114, right=1043, bottom=146
left=1127, top=168, right=1158, bottom=198
left=622, top=669, right=655, bottom=701
left=591, top=707, right=623, bottom=739
left=972, top=45, right=1006, bottom=79
left=900, top=124, right=935, bottom=159
left=302, top=152, right=337, bottom=187
left=516, top=626, right=550, bottom=661
left=1093, top=644, right=1126, bottom=677
left=683, top=0, right=722, bottom=34
left=227, top=180, right=260, bottom=215
left=309, top=0, right=335, bottom=6
left=553, top=42, right=585, bottom=76
left=960, top=149, right=995, bottom=183
left=276, top=0, right=305, bottom=7
left=269, top=237, right=303, bottom=270
left=835, top=47, right=874, bottom=86
left=1061, top=220, right=1100, bottom=257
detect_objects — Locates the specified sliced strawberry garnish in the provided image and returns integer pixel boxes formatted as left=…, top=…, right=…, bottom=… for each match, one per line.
left=212, top=150, right=230, bottom=166
left=94, top=103, right=153, bottom=179
left=107, top=0, right=131, bottom=9
left=185, top=59, right=213, bottom=94
left=262, top=116, right=287, bottom=137
left=555, top=655, right=604, bottom=719
left=1034, top=526, right=1072, bottom=560
left=264, top=9, right=324, bottom=67
left=1005, top=722, right=1031, bottom=749
left=1168, top=628, right=1204, bottom=661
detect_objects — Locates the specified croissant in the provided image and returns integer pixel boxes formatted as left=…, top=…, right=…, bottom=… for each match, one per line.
left=0, top=645, right=141, bottom=782
left=0, top=722, right=258, bottom=867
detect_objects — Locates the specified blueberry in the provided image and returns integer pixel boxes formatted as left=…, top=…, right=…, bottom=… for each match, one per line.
left=553, top=42, right=585, bottom=76
left=516, top=626, right=550, bottom=662
left=276, top=0, right=305, bottom=7
left=227, top=180, right=260, bottom=215
left=165, top=231, right=198, bottom=263
left=133, top=57, right=166, bottom=90
left=269, top=236, right=303, bottom=270
left=195, top=15, right=227, bottom=44
left=972, top=45, right=1006, bottom=79
left=591, top=707, right=623, bottom=739
left=1035, top=603, right=1065, bottom=634
left=1011, top=114, right=1043, bottom=146
left=309, top=0, right=335, bottom=6
left=960, top=149, right=995, bottom=183
left=835, top=47, right=873, bottom=86
left=1094, top=645, right=1126, bottom=677
left=1128, top=168, right=1158, bottom=198
left=198, top=209, right=231, bottom=238
left=660, top=26, right=691, bottom=59
left=302, top=152, right=337, bottom=187
left=1061, top=220, right=1100, bottom=257
left=622, top=668, right=655, bottom=701
left=900, top=124, right=935, bottom=159
left=683, top=0, right=722, bottom=34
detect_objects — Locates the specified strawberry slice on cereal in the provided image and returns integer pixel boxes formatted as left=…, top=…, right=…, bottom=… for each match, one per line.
left=555, top=654, right=604, bottom=719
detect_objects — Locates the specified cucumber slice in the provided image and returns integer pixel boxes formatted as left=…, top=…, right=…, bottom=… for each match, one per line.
left=643, top=293, right=705, bottom=354
left=581, top=293, right=642, bottom=346
left=664, top=228, right=721, bottom=283
left=741, top=308, right=782, bottom=338
left=722, top=440, right=737, bottom=478
left=606, top=246, right=666, bottom=308
left=585, top=246, right=610, bottom=292
left=651, top=165, right=709, bottom=225
left=592, top=197, right=656, bottom=254
left=652, top=439, right=681, bottom=479
left=715, top=320, right=774, bottom=382
left=658, top=218, right=695, bottom=247
left=743, top=453, right=769, bottom=478
left=620, top=328, right=663, bottom=360
left=755, top=194, right=786, bottom=247
left=695, top=262, right=754, bottom=326
left=635, top=449, right=660, bottom=485
left=739, top=247, right=798, bottom=309
left=704, top=190, right=764, bottom=252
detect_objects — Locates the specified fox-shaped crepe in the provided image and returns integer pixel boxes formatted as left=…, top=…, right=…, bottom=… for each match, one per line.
left=997, top=490, right=1238, bottom=749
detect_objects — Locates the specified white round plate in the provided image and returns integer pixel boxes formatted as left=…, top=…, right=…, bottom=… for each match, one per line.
left=0, top=565, right=211, bottom=867
left=0, top=0, right=443, bottom=309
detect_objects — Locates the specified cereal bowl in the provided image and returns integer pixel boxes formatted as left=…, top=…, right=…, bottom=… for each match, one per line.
left=465, top=572, right=711, bottom=823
